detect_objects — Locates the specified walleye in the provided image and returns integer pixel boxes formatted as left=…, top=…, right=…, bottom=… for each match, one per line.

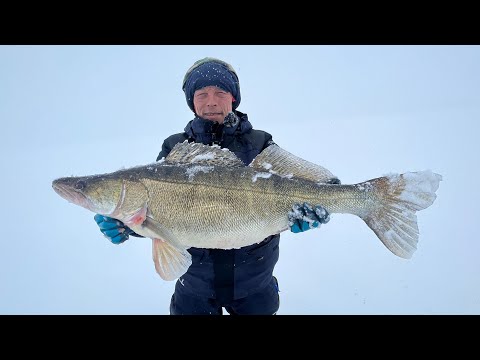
left=52, top=141, right=442, bottom=281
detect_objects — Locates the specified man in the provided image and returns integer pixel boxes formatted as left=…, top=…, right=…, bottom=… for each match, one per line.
left=94, top=57, right=332, bottom=315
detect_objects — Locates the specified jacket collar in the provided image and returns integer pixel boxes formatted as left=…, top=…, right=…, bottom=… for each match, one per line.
left=184, top=111, right=252, bottom=141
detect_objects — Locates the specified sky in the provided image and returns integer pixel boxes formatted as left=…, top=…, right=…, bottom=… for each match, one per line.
left=1, top=45, right=479, bottom=315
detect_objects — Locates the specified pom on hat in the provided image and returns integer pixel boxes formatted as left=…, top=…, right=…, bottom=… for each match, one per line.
left=182, top=57, right=241, bottom=113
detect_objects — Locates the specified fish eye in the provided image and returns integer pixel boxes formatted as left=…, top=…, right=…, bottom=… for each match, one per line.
left=74, top=180, right=86, bottom=191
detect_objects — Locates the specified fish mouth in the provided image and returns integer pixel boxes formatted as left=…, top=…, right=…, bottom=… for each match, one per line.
left=52, top=179, right=92, bottom=210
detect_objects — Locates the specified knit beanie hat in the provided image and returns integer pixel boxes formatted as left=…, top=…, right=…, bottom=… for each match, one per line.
left=182, top=57, right=241, bottom=113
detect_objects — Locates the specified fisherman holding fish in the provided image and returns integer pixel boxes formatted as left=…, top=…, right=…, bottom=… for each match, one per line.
left=53, top=58, right=441, bottom=315
left=94, top=58, right=332, bottom=315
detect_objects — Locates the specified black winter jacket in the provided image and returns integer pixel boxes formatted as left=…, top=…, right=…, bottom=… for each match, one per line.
left=156, top=111, right=280, bottom=302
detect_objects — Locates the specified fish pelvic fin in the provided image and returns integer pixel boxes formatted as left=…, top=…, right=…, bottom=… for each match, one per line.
left=359, top=170, right=442, bottom=259
left=152, top=238, right=192, bottom=281
left=249, top=145, right=340, bottom=184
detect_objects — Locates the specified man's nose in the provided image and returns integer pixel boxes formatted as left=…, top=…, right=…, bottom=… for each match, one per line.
left=205, top=94, right=219, bottom=106
left=206, top=100, right=218, bottom=106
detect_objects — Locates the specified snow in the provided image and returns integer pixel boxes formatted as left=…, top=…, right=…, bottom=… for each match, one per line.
left=185, top=165, right=214, bottom=180
left=192, top=153, right=215, bottom=162
left=252, top=172, right=272, bottom=182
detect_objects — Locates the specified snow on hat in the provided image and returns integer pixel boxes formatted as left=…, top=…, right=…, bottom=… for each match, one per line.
left=182, top=57, right=241, bottom=113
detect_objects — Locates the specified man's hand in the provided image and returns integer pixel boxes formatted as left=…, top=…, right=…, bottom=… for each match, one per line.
left=288, top=203, right=330, bottom=233
left=94, top=214, right=135, bottom=244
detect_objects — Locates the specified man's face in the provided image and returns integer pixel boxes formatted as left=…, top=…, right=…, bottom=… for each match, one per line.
left=193, top=86, right=234, bottom=123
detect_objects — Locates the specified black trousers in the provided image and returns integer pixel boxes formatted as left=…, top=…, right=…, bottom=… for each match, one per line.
left=170, top=276, right=280, bottom=315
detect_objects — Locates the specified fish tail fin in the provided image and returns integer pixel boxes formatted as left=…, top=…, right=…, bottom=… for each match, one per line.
left=359, top=170, right=442, bottom=259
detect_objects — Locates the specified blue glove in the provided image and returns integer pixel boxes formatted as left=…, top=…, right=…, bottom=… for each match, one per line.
left=94, top=214, right=135, bottom=244
left=288, top=202, right=330, bottom=233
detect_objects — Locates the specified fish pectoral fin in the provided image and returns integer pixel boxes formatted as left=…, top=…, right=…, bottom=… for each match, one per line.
left=152, top=238, right=192, bottom=281
left=141, top=215, right=186, bottom=250
left=123, top=205, right=148, bottom=228
left=142, top=216, right=191, bottom=280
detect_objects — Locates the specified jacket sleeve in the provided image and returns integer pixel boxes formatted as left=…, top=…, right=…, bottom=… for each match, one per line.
left=156, top=139, right=172, bottom=161
left=261, top=131, right=276, bottom=151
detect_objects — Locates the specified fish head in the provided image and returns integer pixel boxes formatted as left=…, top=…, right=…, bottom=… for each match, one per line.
left=52, top=174, right=124, bottom=216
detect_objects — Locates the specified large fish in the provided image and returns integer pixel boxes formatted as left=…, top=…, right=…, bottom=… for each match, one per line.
left=52, top=141, right=442, bottom=280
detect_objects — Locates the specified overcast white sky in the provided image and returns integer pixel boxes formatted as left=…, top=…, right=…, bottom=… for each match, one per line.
left=1, top=45, right=479, bottom=314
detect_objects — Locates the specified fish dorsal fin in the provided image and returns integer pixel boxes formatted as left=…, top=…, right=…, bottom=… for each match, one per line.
left=165, top=140, right=244, bottom=167
left=249, top=144, right=339, bottom=184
